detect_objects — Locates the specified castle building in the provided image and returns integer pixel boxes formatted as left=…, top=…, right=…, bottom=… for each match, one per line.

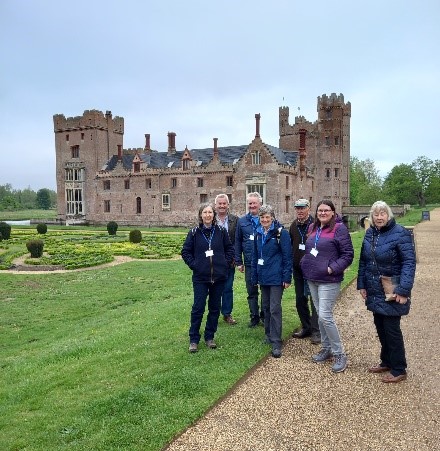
left=53, top=93, right=350, bottom=226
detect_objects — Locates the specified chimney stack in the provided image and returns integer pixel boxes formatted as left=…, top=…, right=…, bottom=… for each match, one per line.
left=167, top=132, right=176, bottom=154
left=213, top=137, right=218, bottom=160
left=144, top=133, right=151, bottom=151
left=255, top=113, right=261, bottom=138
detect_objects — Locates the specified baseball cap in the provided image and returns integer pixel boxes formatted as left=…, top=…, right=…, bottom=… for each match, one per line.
left=294, top=198, right=310, bottom=208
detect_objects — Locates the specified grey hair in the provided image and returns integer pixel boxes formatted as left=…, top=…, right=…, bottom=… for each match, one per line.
left=368, top=200, right=394, bottom=224
left=198, top=202, right=217, bottom=224
left=214, top=193, right=229, bottom=205
left=258, top=204, right=275, bottom=219
left=247, top=191, right=263, bottom=203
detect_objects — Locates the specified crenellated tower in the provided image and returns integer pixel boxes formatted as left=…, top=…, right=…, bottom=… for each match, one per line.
left=53, top=110, right=124, bottom=222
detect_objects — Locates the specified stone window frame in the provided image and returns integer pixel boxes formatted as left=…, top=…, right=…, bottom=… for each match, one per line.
left=104, top=200, right=110, bottom=213
left=162, top=193, right=171, bottom=210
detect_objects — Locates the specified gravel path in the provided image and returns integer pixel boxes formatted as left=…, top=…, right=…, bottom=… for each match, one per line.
left=165, top=209, right=440, bottom=451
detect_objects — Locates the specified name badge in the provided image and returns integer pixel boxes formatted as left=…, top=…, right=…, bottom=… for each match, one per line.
left=310, top=248, right=318, bottom=257
left=258, top=258, right=264, bottom=265
left=299, top=244, right=305, bottom=251
left=250, top=234, right=255, bottom=241
left=205, top=250, right=214, bottom=257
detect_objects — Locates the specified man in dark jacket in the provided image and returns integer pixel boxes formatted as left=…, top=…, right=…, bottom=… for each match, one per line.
left=215, top=193, right=238, bottom=325
left=289, top=198, right=320, bottom=344
left=235, top=192, right=264, bottom=327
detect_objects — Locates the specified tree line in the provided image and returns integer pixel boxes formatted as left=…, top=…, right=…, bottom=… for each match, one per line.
left=0, top=184, right=57, bottom=211
left=351, top=155, right=440, bottom=207
left=1, top=155, right=439, bottom=211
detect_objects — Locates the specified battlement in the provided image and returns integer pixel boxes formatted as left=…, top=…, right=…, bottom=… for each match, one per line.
left=317, top=93, right=351, bottom=117
left=123, top=148, right=145, bottom=155
left=53, top=109, right=124, bottom=133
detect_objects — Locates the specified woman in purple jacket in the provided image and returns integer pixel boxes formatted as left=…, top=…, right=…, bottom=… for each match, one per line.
left=300, top=200, right=354, bottom=373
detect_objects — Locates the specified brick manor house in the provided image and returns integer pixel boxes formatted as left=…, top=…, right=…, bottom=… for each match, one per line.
left=53, top=93, right=351, bottom=227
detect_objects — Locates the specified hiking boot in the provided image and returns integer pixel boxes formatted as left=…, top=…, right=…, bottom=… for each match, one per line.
left=189, top=343, right=198, bottom=353
left=310, top=332, right=321, bottom=345
left=332, top=353, right=348, bottom=373
left=223, top=315, right=237, bottom=325
left=312, top=348, right=332, bottom=363
left=271, top=348, right=282, bottom=358
left=205, top=339, right=217, bottom=349
left=248, top=316, right=260, bottom=328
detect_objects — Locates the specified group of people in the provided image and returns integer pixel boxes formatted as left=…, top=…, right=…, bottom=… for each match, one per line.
left=181, top=194, right=416, bottom=383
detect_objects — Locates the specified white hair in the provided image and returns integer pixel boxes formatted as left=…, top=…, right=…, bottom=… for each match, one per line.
left=369, top=200, right=394, bottom=223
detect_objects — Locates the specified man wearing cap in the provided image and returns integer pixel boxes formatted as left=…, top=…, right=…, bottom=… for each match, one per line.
left=289, top=198, right=320, bottom=344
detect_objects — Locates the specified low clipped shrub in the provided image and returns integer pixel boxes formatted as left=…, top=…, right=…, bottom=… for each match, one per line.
left=26, top=239, right=44, bottom=258
left=129, top=229, right=142, bottom=243
left=107, top=221, right=118, bottom=236
left=0, top=221, right=11, bottom=240
left=36, top=223, right=48, bottom=234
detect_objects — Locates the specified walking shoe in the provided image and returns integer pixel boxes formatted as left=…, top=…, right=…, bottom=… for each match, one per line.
left=310, top=332, right=321, bottom=345
left=332, top=353, right=348, bottom=373
left=205, top=339, right=217, bottom=349
left=271, top=348, right=282, bottom=358
left=292, top=328, right=311, bottom=339
left=248, top=316, right=260, bottom=328
left=382, top=373, right=407, bottom=383
left=189, top=343, right=198, bottom=353
left=312, top=348, right=332, bottom=363
left=223, top=315, right=237, bottom=325
left=368, top=364, right=391, bottom=373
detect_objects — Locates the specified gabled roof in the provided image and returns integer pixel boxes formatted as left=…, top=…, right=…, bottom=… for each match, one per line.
left=103, top=143, right=298, bottom=172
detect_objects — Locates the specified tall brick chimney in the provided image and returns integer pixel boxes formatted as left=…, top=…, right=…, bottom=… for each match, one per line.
left=167, top=132, right=176, bottom=154
left=255, top=113, right=261, bottom=138
left=144, top=133, right=151, bottom=151
left=299, top=129, right=307, bottom=180
left=213, top=137, right=218, bottom=160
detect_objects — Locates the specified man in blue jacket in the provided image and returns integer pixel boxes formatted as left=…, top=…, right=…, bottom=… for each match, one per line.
left=235, top=192, right=264, bottom=327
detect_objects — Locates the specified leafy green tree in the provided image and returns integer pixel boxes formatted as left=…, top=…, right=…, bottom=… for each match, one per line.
left=411, top=156, right=440, bottom=206
left=36, top=189, right=52, bottom=209
left=382, top=164, right=420, bottom=205
left=350, top=157, right=382, bottom=205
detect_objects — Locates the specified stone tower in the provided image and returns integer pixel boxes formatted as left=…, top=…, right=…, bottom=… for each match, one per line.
left=53, top=110, right=124, bottom=223
left=279, top=93, right=351, bottom=213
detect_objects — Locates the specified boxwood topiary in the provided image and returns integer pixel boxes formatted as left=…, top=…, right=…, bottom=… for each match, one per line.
left=129, top=229, right=142, bottom=243
left=0, top=221, right=11, bottom=240
left=107, top=221, right=118, bottom=235
left=26, top=239, right=44, bottom=258
left=36, top=223, right=48, bottom=234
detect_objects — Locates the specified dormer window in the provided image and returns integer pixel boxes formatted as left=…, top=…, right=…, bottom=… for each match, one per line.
left=182, top=159, right=190, bottom=170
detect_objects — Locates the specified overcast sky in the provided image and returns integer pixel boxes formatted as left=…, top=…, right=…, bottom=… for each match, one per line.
left=1, top=0, right=439, bottom=191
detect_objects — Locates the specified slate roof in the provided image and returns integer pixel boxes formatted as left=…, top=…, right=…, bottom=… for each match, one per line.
left=103, top=143, right=298, bottom=172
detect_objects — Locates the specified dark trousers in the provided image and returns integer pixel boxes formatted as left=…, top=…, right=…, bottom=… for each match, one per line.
left=244, top=265, right=263, bottom=319
left=293, top=272, right=319, bottom=333
left=373, top=313, right=407, bottom=376
left=189, top=280, right=225, bottom=344
left=261, top=285, right=283, bottom=349
left=221, top=266, right=236, bottom=317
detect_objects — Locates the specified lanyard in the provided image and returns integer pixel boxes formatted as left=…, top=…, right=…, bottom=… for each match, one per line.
left=201, top=226, right=215, bottom=250
left=314, top=227, right=322, bottom=249
left=296, top=223, right=307, bottom=244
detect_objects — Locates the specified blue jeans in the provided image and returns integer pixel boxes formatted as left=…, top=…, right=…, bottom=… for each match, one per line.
left=221, top=266, right=236, bottom=317
left=261, top=285, right=284, bottom=349
left=189, top=280, right=225, bottom=344
left=307, top=281, right=344, bottom=355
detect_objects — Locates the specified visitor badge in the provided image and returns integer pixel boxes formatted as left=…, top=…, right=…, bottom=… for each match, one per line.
left=299, top=244, right=305, bottom=250
left=205, top=250, right=214, bottom=257
left=310, top=248, right=318, bottom=257
left=250, top=234, right=255, bottom=240
left=258, top=258, right=264, bottom=265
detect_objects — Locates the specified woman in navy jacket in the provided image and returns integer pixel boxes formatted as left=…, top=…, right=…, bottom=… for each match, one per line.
left=251, top=205, right=292, bottom=358
left=300, top=200, right=354, bottom=373
left=357, top=201, right=416, bottom=383
left=182, top=202, right=234, bottom=353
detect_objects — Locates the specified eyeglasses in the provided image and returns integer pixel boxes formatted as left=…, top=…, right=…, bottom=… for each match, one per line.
left=317, top=209, right=332, bottom=214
